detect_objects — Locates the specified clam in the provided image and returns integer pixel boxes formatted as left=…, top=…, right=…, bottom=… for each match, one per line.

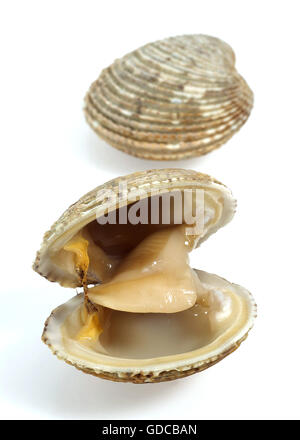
left=84, top=34, right=253, bottom=160
left=33, top=169, right=256, bottom=383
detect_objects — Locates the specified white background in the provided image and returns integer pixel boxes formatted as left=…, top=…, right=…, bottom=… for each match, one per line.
left=0, top=0, right=299, bottom=420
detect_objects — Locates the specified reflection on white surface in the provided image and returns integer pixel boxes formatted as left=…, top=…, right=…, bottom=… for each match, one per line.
left=1, top=334, right=189, bottom=420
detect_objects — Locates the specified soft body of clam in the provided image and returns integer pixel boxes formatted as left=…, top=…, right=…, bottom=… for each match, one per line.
left=84, top=34, right=253, bottom=160
left=42, top=271, right=256, bottom=382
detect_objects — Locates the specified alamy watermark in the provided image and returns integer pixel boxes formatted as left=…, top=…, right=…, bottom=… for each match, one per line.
left=95, top=182, right=206, bottom=236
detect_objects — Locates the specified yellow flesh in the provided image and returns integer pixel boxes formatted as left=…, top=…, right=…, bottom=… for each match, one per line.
left=63, top=233, right=90, bottom=284
left=76, top=306, right=103, bottom=342
left=62, top=230, right=118, bottom=286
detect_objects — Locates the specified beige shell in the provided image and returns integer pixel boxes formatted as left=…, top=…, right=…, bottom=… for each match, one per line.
left=84, top=34, right=253, bottom=160
left=33, top=169, right=236, bottom=287
left=42, top=271, right=256, bottom=383
left=33, top=169, right=256, bottom=383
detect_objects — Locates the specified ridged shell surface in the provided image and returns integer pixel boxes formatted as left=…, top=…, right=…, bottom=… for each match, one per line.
left=33, top=169, right=236, bottom=287
left=84, top=34, right=253, bottom=160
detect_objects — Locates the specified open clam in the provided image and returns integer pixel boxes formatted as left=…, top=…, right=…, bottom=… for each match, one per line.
left=84, top=34, right=253, bottom=160
left=33, top=169, right=256, bottom=383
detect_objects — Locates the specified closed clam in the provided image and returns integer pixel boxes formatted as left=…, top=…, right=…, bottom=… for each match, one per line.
left=84, top=34, right=253, bottom=160
left=33, top=169, right=256, bottom=383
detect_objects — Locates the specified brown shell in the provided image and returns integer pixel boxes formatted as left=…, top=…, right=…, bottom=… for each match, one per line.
left=84, top=34, right=253, bottom=160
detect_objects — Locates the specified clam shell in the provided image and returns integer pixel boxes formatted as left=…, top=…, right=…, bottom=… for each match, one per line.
left=84, top=34, right=253, bottom=160
left=34, top=170, right=256, bottom=383
left=33, top=169, right=236, bottom=287
left=42, top=270, right=256, bottom=383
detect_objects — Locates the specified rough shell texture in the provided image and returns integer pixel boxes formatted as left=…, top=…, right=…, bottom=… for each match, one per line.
left=84, top=34, right=253, bottom=160
left=41, top=270, right=257, bottom=383
left=33, top=169, right=236, bottom=287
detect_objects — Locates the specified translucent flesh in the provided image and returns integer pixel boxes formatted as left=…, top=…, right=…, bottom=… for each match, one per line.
left=57, top=190, right=229, bottom=353
left=87, top=226, right=201, bottom=313
left=60, top=284, right=246, bottom=360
